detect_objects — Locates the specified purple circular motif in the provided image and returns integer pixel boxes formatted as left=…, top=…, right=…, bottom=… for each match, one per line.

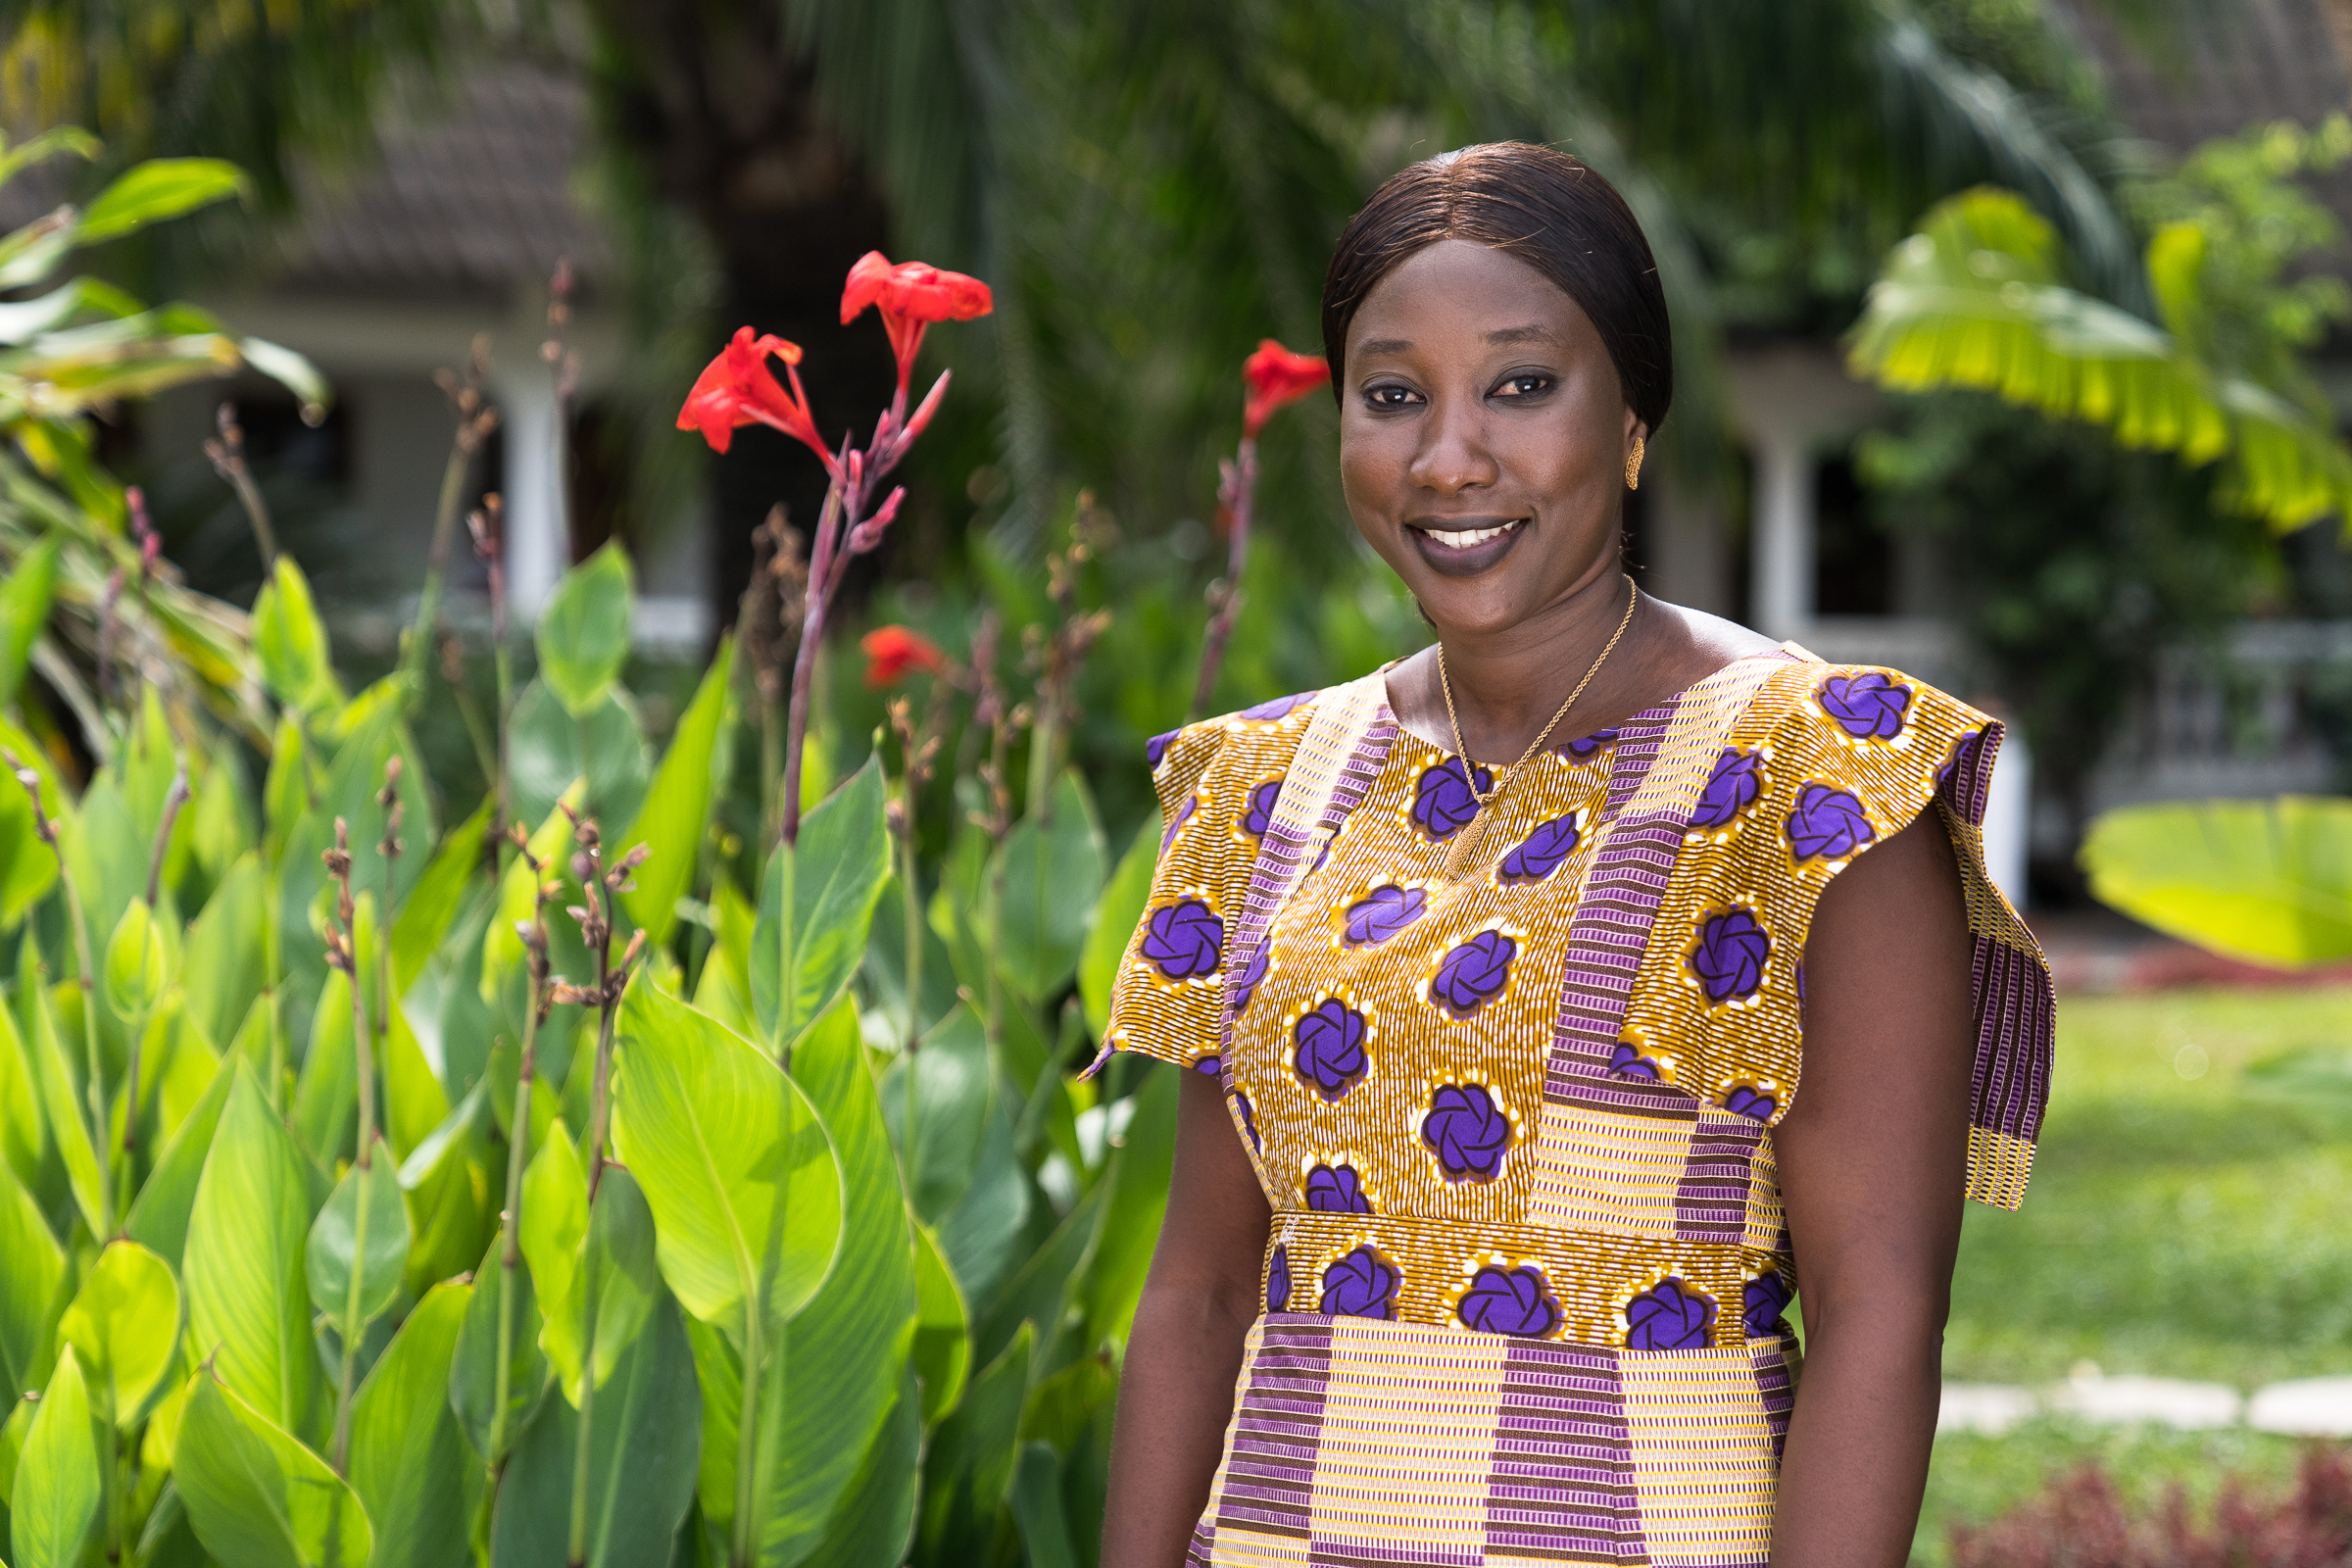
left=1430, top=932, right=1515, bottom=1018
left=1498, top=815, right=1580, bottom=883
left=1820, top=672, right=1912, bottom=740
left=1422, top=1083, right=1510, bottom=1180
left=1743, top=1272, right=1793, bottom=1340
left=1724, top=1085, right=1776, bottom=1121
left=1191, top=1054, right=1222, bottom=1078
left=1318, top=1247, right=1397, bottom=1319
left=1231, top=1089, right=1259, bottom=1152
left=1227, top=937, right=1271, bottom=1015
left=1304, top=1163, right=1373, bottom=1214
left=1145, top=727, right=1179, bottom=770
left=1690, top=749, right=1764, bottom=830
left=1625, top=1278, right=1716, bottom=1350
left=1559, top=726, right=1620, bottom=760
left=1786, top=783, right=1874, bottom=860
left=1293, top=998, right=1369, bottom=1099
left=1609, top=1041, right=1662, bottom=1081
left=1690, top=908, right=1770, bottom=1003
left=1158, top=794, right=1197, bottom=853
left=1411, top=757, right=1493, bottom=842
left=1344, top=885, right=1424, bottom=947
left=1242, top=692, right=1310, bottom=722
left=1267, top=1245, right=1292, bottom=1312
left=1140, top=899, right=1223, bottom=980
left=1241, top=777, right=1283, bottom=839
left=1458, top=1265, right=1561, bottom=1337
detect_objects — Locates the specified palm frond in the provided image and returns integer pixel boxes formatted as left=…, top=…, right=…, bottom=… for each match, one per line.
left=1847, top=187, right=2352, bottom=532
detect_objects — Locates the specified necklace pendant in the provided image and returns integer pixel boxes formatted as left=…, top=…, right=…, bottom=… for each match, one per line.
left=1440, top=811, right=1486, bottom=880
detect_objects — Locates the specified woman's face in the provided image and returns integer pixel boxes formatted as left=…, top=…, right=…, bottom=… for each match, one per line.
left=1339, top=239, right=1642, bottom=639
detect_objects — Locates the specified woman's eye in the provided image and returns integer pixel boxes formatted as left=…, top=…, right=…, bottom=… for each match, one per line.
left=1494, top=373, right=1553, bottom=399
left=1363, top=384, right=1421, bottom=409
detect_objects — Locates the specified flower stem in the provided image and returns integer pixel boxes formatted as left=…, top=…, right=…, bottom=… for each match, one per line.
left=1189, top=435, right=1258, bottom=721
left=778, top=487, right=843, bottom=850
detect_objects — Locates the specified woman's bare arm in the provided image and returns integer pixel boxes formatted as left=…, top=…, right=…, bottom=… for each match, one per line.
left=1771, top=810, right=1974, bottom=1568
left=1101, top=1069, right=1274, bottom=1568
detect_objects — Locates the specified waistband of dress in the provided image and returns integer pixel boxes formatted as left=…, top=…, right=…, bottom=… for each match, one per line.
left=1262, top=1208, right=1790, bottom=1349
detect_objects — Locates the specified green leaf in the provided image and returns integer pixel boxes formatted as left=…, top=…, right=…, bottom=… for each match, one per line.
left=975, top=1171, right=1109, bottom=1374
left=0, top=1160, right=63, bottom=1402
left=305, top=1143, right=411, bottom=1330
left=801, top=1367, right=920, bottom=1568
left=124, top=1051, right=237, bottom=1269
left=488, top=1292, right=701, bottom=1568
left=11, top=1348, right=100, bottom=1568
left=509, top=680, right=651, bottom=844
left=1078, top=1065, right=1179, bottom=1349
left=535, top=544, right=636, bottom=716
left=239, top=336, right=332, bottom=422
left=58, top=1241, right=179, bottom=1425
left=0, top=534, right=59, bottom=710
left=448, top=1232, right=548, bottom=1466
left=1007, top=1443, right=1080, bottom=1568
left=916, top=1324, right=1031, bottom=1562
left=183, top=854, right=266, bottom=1054
left=175, top=1371, right=373, bottom=1568
left=481, top=783, right=587, bottom=1023
left=881, top=1006, right=1030, bottom=1304
left=0, top=982, right=43, bottom=1190
left=1081, top=817, right=1157, bottom=1037
left=517, top=1123, right=661, bottom=1403
left=618, top=637, right=736, bottom=951
left=390, top=797, right=492, bottom=998
left=104, top=897, right=168, bottom=1018
left=990, top=771, right=1107, bottom=1004
left=752, top=757, right=891, bottom=1060
left=75, top=157, right=250, bottom=242
left=185, top=1066, right=322, bottom=1440
left=2081, top=796, right=2352, bottom=968
left=750, top=1000, right=919, bottom=1563
left=610, top=981, right=844, bottom=1343
left=0, top=715, right=63, bottom=923
left=291, top=969, right=357, bottom=1166
left=348, top=1280, right=469, bottom=1568
left=252, top=558, right=338, bottom=715
left=20, top=972, right=101, bottom=1242
left=911, top=1222, right=969, bottom=1427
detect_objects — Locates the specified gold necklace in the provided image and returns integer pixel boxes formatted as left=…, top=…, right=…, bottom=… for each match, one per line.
left=1436, top=574, right=1639, bottom=878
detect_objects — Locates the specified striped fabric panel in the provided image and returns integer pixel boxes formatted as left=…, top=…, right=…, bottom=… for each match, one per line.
left=1937, top=717, right=2001, bottom=827
left=1308, top=1319, right=1511, bottom=1564
left=1526, top=1105, right=1694, bottom=1238
left=1750, top=1338, right=1796, bottom=1462
left=1617, top=1345, right=1782, bottom=1567
left=1213, top=1317, right=1334, bottom=1543
left=1540, top=812, right=1704, bottom=1117
left=1672, top=1113, right=1765, bottom=1247
left=1965, top=932, right=2055, bottom=1211
left=1482, top=1339, right=1647, bottom=1564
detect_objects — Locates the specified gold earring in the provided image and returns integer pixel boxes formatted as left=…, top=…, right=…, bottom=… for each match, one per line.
left=1625, top=434, right=1644, bottom=491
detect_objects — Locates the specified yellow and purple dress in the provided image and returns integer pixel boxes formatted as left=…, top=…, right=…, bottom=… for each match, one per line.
left=1098, top=650, right=2052, bottom=1567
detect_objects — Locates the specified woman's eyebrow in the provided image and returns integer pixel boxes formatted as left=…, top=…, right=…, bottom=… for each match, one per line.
left=1356, top=337, right=1411, bottom=355
left=1485, top=323, right=1554, bottom=345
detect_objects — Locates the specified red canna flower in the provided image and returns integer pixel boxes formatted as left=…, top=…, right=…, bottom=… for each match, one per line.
left=861, top=624, right=949, bottom=687
left=677, top=327, right=831, bottom=464
left=842, top=252, right=994, bottom=393
left=1242, top=339, right=1330, bottom=438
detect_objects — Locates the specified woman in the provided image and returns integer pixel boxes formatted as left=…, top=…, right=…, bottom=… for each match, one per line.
left=1095, top=142, right=2052, bottom=1568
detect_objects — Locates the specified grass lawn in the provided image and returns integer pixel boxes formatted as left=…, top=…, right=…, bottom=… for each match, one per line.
left=1910, top=985, right=2352, bottom=1562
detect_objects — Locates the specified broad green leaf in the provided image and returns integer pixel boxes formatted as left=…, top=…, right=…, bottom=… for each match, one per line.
left=521, top=1125, right=662, bottom=1402
left=916, top=1324, right=1031, bottom=1562
left=305, top=1144, right=411, bottom=1330
left=58, top=1241, right=178, bottom=1425
left=291, top=969, right=357, bottom=1166
left=488, top=1293, right=700, bottom=1568
left=0, top=1384, right=37, bottom=1504
left=124, top=1052, right=237, bottom=1268
left=610, top=981, right=844, bottom=1343
left=509, top=681, right=650, bottom=840
left=861, top=877, right=960, bottom=1048
left=182, top=855, right=266, bottom=1061
left=1081, top=818, right=1158, bottom=1036
left=11, top=1348, right=99, bottom=1568
left=2081, top=796, right=2352, bottom=968
left=801, top=1368, right=921, bottom=1568
left=390, top=797, right=492, bottom=997
left=20, top=972, right=100, bottom=1241
left=349, top=1281, right=469, bottom=1568
left=0, top=1157, right=62, bottom=1402
left=911, top=1222, right=969, bottom=1427
left=263, top=714, right=307, bottom=862
left=989, top=770, right=1107, bottom=1004
left=0, top=714, right=64, bottom=922
left=239, top=336, right=333, bottom=420
left=681, top=1315, right=744, bottom=1540
left=381, top=1001, right=445, bottom=1162
left=1079, top=1066, right=1179, bottom=1349
left=618, top=637, right=736, bottom=950
left=534, top=544, right=635, bottom=715
left=880, top=1006, right=1029, bottom=1303
left=252, top=558, right=337, bottom=714
left=692, top=875, right=759, bottom=1038
left=449, top=1232, right=548, bottom=1465
left=76, top=157, right=250, bottom=241
left=176, top=1371, right=372, bottom=1568
left=1017, top=1354, right=1117, bottom=1452
left=1008, top=1442, right=1080, bottom=1568
left=976, top=1171, right=1109, bottom=1374
left=189, top=742, right=257, bottom=887
left=104, top=897, right=167, bottom=1018
left=752, top=1000, right=919, bottom=1563
left=0, top=986, right=42, bottom=1188
left=752, top=756, right=891, bottom=1060
left=185, top=1067, right=321, bottom=1439
left=0, top=534, right=59, bottom=710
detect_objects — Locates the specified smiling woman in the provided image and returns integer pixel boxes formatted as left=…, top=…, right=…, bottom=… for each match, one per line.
left=1096, top=143, right=2059, bottom=1568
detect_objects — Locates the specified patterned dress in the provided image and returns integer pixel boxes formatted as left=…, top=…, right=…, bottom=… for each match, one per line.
left=1097, top=649, right=2053, bottom=1568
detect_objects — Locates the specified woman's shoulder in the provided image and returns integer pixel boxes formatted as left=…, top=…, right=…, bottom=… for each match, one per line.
left=1739, top=657, right=1996, bottom=800
left=1140, top=687, right=1331, bottom=818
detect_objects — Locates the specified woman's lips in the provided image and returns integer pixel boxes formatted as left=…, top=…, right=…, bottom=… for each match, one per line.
left=1407, top=517, right=1526, bottom=578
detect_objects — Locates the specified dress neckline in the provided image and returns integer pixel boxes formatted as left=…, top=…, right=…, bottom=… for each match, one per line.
left=1374, top=645, right=1792, bottom=761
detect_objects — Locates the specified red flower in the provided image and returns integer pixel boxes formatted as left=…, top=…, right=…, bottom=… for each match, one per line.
left=677, top=327, right=830, bottom=463
left=842, top=252, right=994, bottom=391
left=861, top=625, right=948, bottom=687
left=1242, top=339, right=1330, bottom=438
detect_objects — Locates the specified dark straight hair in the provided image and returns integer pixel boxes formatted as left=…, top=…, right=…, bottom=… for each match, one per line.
left=1319, top=142, right=1674, bottom=436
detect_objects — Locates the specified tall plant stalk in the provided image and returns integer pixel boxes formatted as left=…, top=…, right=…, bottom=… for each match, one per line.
left=405, top=340, right=499, bottom=701
left=321, top=818, right=379, bottom=1473
left=490, top=827, right=559, bottom=1485
left=469, top=499, right=515, bottom=845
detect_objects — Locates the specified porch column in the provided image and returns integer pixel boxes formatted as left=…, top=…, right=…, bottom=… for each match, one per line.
left=492, top=368, right=566, bottom=618
left=1749, top=427, right=1814, bottom=641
